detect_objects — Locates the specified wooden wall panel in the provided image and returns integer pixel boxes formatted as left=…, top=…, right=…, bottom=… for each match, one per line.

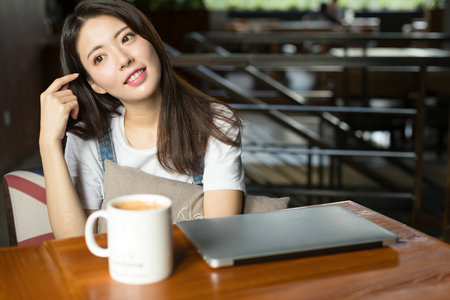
left=0, top=0, right=58, bottom=175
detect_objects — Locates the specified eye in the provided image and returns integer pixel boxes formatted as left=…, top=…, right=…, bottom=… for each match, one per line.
left=122, top=33, right=135, bottom=43
left=94, top=54, right=105, bottom=64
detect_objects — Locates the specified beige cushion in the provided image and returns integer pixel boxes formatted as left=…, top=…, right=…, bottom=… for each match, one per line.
left=99, top=160, right=289, bottom=232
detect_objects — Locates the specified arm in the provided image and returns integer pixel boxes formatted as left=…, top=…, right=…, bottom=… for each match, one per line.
left=40, top=143, right=88, bottom=238
left=204, top=190, right=243, bottom=218
left=40, top=74, right=88, bottom=238
left=201, top=106, right=245, bottom=218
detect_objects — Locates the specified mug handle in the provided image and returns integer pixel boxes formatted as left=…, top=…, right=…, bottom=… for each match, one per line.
left=85, top=210, right=109, bottom=257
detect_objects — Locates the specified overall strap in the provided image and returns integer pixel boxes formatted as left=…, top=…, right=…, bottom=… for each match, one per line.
left=193, top=159, right=204, bottom=185
left=96, top=126, right=117, bottom=176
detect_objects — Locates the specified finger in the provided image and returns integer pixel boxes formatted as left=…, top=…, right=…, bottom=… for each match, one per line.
left=58, top=94, right=78, bottom=104
left=67, top=100, right=80, bottom=120
left=52, top=98, right=79, bottom=119
left=45, top=73, right=79, bottom=93
left=54, top=89, right=76, bottom=98
left=70, top=105, right=79, bottom=120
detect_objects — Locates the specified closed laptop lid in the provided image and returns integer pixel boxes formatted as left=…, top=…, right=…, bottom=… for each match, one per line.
left=177, top=205, right=398, bottom=268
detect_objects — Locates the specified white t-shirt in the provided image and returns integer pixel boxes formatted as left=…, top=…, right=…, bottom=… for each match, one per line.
left=65, top=106, right=245, bottom=210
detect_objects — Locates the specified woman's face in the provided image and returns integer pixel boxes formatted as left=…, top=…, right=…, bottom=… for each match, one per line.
left=76, top=15, right=162, bottom=104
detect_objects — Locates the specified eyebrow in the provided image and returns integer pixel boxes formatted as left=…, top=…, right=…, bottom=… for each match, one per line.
left=86, top=25, right=129, bottom=60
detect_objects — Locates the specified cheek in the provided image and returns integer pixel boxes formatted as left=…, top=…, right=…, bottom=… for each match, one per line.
left=90, top=67, right=117, bottom=89
left=150, top=54, right=162, bottom=79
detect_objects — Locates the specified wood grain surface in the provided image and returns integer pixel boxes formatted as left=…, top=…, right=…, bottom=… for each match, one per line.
left=41, top=201, right=450, bottom=300
left=0, top=244, right=71, bottom=299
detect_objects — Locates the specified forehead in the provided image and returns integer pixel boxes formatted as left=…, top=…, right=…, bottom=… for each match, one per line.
left=76, top=15, right=128, bottom=54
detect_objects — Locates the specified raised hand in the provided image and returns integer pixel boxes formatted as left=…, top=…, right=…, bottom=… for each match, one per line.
left=39, top=73, right=80, bottom=146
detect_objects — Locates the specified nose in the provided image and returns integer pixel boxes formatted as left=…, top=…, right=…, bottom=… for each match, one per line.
left=117, top=48, right=134, bottom=70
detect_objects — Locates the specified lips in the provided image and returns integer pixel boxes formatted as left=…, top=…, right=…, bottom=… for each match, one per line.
left=124, top=68, right=146, bottom=85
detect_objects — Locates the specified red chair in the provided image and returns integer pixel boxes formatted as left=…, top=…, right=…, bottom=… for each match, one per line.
left=2, top=168, right=54, bottom=246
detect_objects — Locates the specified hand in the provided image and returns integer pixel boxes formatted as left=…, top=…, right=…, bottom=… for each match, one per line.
left=39, top=73, right=80, bottom=147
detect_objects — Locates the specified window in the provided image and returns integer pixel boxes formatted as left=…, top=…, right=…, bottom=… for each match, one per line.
left=204, top=0, right=439, bottom=11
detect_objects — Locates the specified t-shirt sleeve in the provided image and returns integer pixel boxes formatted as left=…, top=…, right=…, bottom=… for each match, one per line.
left=202, top=109, right=245, bottom=193
left=64, top=133, right=104, bottom=210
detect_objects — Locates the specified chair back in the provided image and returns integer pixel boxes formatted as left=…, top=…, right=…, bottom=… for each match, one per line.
left=2, top=169, right=54, bottom=246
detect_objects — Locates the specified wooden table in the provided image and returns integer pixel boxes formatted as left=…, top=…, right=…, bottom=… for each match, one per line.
left=1, top=201, right=450, bottom=299
left=0, top=243, right=71, bottom=299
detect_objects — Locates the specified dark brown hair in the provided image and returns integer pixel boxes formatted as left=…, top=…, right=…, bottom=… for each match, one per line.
left=61, top=0, right=241, bottom=175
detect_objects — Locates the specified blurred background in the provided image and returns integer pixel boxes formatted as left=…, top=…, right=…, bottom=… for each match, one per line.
left=1, top=0, right=450, bottom=245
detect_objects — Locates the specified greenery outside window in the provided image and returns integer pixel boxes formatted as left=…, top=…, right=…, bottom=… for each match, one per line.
left=203, top=0, right=445, bottom=11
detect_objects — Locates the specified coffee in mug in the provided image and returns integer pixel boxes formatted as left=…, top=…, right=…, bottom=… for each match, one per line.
left=85, top=194, right=173, bottom=285
left=112, top=200, right=166, bottom=210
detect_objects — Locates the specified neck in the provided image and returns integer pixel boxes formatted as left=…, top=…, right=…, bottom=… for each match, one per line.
left=122, top=88, right=162, bottom=129
left=121, top=88, right=162, bottom=149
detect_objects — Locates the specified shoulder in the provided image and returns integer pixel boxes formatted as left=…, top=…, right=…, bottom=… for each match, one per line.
left=66, top=107, right=125, bottom=155
left=211, top=103, right=241, bottom=125
left=66, top=131, right=96, bottom=148
left=210, top=102, right=241, bottom=135
left=211, top=102, right=234, bottom=116
left=65, top=132, right=98, bottom=163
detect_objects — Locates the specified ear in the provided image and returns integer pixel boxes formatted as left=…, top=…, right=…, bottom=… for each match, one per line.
left=87, top=78, right=107, bottom=94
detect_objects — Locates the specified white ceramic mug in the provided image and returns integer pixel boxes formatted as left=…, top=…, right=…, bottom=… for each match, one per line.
left=85, top=194, right=173, bottom=285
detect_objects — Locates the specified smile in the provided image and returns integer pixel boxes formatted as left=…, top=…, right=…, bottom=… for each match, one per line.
left=124, top=68, right=146, bottom=85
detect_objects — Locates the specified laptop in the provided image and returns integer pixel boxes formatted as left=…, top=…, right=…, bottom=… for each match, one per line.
left=176, top=205, right=398, bottom=268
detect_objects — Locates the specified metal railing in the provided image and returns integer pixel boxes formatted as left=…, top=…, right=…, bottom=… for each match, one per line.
left=166, top=34, right=450, bottom=234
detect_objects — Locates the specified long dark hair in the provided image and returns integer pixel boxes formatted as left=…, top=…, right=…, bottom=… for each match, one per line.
left=61, top=0, right=241, bottom=175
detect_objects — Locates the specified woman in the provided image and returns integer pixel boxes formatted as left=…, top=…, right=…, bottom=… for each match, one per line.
left=40, top=0, right=245, bottom=239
